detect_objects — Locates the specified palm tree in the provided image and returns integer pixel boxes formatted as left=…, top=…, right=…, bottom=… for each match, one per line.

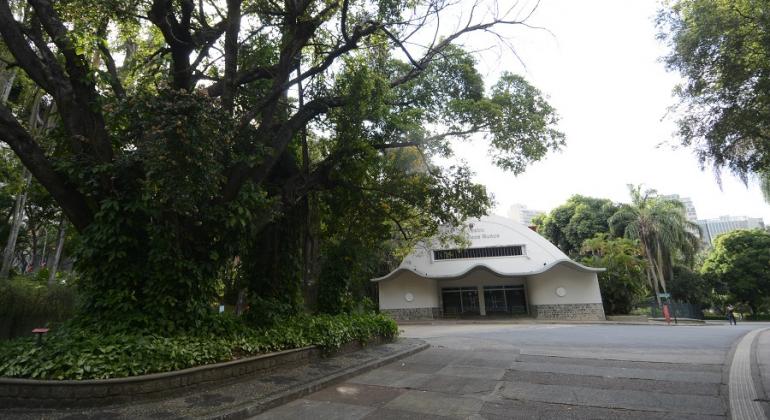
left=609, top=185, right=702, bottom=305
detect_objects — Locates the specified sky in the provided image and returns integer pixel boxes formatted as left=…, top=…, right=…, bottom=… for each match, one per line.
left=438, top=0, right=770, bottom=222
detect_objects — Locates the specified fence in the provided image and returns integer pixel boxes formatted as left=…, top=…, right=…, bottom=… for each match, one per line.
left=649, top=302, right=704, bottom=320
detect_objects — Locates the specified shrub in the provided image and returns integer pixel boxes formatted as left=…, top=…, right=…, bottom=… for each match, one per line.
left=0, top=312, right=397, bottom=380
left=242, top=295, right=300, bottom=328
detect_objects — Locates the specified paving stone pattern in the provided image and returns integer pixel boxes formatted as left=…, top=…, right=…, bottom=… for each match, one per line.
left=254, top=325, right=734, bottom=419
left=758, top=330, right=770, bottom=418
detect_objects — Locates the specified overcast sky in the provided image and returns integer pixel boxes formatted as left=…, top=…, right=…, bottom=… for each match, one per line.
left=440, top=0, right=770, bottom=222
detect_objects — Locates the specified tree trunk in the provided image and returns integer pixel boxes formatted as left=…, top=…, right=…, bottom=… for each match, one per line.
left=655, top=241, right=667, bottom=293
left=48, top=214, right=66, bottom=286
left=29, top=222, right=38, bottom=271
left=1, top=169, right=31, bottom=279
left=0, top=89, right=51, bottom=279
left=640, top=242, right=661, bottom=305
left=40, top=227, right=48, bottom=269
left=644, top=247, right=662, bottom=306
left=0, top=67, right=16, bottom=103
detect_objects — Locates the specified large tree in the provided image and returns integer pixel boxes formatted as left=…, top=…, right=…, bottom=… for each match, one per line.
left=701, top=229, right=770, bottom=313
left=0, top=0, right=564, bottom=330
left=538, top=195, right=618, bottom=257
left=658, top=0, right=770, bottom=188
left=609, top=185, right=702, bottom=304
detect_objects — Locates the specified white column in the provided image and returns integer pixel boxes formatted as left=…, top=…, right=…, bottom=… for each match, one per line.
left=478, top=285, right=486, bottom=316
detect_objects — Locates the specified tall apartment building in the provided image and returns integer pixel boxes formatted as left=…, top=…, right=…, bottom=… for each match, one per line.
left=660, top=194, right=698, bottom=221
left=507, top=203, right=545, bottom=226
left=697, top=216, right=766, bottom=245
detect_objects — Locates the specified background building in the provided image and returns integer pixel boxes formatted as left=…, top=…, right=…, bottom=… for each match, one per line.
left=697, top=216, right=766, bottom=245
left=660, top=194, right=698, bottom=221
left=507, top=203, right=545, bottom=226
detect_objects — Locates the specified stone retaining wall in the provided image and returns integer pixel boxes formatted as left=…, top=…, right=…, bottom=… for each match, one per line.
left=531, top=303, right=606, bottom=321
left=381, top=307, right=441, bottom=321
left=0, top=338, right=384, bottom=409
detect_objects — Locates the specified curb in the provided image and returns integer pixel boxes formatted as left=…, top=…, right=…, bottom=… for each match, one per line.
left=396, top=319, right=707, bottom=326
left=728, top=327, right=769, bottom=420
left=208, top=339, right=430, bottom=420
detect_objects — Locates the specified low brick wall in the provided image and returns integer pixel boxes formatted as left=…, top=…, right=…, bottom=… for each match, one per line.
left=0, top=338, right=385, bottom=409
left=531, top=303, right=606, bottom=321
left=381, top=307, right=441, bottom=321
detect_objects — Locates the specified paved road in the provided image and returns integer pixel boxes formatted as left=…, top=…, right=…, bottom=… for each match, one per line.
left=253, top=322, right=770, bottom=419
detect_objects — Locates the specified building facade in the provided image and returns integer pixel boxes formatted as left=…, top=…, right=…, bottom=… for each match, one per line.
left=373, top=215, right=606, bottom=321
left=660, top=194, right=698, bottom=221
left=697, top=216, right=766, bottom=245
left=507, top=203, right=545, bottom=226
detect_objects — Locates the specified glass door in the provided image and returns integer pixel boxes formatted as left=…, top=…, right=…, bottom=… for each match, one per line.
left=442, top=287, right=480, bottom=316
left=484, top=285, right=527, bottom=315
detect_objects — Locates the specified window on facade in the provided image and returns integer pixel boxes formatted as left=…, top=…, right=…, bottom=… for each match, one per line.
left=433, top=246, right=524, bottom=261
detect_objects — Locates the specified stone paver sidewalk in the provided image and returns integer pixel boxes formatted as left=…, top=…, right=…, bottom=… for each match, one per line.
left=254, top=323, right=770, bottom=419
left=0, top=338, right=427, bottom=420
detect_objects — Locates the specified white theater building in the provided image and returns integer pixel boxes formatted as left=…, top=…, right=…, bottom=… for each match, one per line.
left=372, top=215, right=606, bottom=321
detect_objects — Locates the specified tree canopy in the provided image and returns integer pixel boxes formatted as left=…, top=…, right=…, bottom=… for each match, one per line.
left=537, top=195, right=617, bottom=257
left=658, top=0, right=770, bottom=185
left=0, top=0, right=564, bottom=330
left=580, top=233, right=647, bottom=315
left=701, top=229, right=770, bottom=312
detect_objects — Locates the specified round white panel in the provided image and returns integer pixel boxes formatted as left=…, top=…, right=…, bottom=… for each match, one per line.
left=404, top=292, right=414, bottom=302
left=555, top=287, right=567, bottom=297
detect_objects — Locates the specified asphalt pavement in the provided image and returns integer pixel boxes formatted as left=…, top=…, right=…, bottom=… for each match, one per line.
left=253, top=322, right=770, bottom=419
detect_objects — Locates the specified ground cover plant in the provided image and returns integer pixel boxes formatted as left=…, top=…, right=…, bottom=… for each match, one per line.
left=0, top=312, right=397, bottom=380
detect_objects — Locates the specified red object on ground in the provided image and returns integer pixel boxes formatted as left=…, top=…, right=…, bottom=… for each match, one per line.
left=663, top=304, right=671, bottom=325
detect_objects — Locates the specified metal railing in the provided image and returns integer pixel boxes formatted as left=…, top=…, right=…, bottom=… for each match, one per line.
left=649, top=302, right=704, bottom=320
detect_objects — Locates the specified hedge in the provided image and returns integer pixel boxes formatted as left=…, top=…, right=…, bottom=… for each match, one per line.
left=0, top=313, right=398, bottom=380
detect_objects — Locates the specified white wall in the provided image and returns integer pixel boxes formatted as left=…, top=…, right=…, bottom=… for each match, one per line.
left=527, top=265, right=602, bottom=305
left=378, top=271, right=438, bottom=309
left=396, top=215, right=570, bottom=279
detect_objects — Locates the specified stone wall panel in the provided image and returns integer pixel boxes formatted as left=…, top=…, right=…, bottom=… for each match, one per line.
left=531, top=303, right=605, bottom=321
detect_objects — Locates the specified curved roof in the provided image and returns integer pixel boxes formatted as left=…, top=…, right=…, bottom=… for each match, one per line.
left=371, top=258, right=604, bottom=282
left=371, top=214, right=604, bottom=282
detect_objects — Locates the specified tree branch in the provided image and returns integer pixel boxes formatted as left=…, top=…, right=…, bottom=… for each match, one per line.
left=0, top=103, right=93, bottom=231
left=221, top=95, right=345, bottom=202
left=149, top=0, right=195, bottom=90
left=27, top=0, right=113, bottom=163
left=206, top=65, right=278, bottom=97
left=97, top=24, right=125, bottom=98
left=222, top=0, right=242, bottom=112
left=0, top=1, right=57, bottom=93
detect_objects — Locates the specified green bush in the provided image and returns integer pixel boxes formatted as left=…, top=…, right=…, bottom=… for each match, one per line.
left=0, top=312, right=398, bottom=380
left=746, top=313, right=770, bottom=321
left=243, top=295, right=301, bottom=328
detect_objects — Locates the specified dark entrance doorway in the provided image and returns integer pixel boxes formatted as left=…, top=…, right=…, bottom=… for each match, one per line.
left=441, top=287, right=480, bottom=316
left=483, top=285, right=527, bottom=315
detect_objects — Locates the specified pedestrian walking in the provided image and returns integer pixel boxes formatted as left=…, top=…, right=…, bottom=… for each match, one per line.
left=726, top=304, right=737, bottom=325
